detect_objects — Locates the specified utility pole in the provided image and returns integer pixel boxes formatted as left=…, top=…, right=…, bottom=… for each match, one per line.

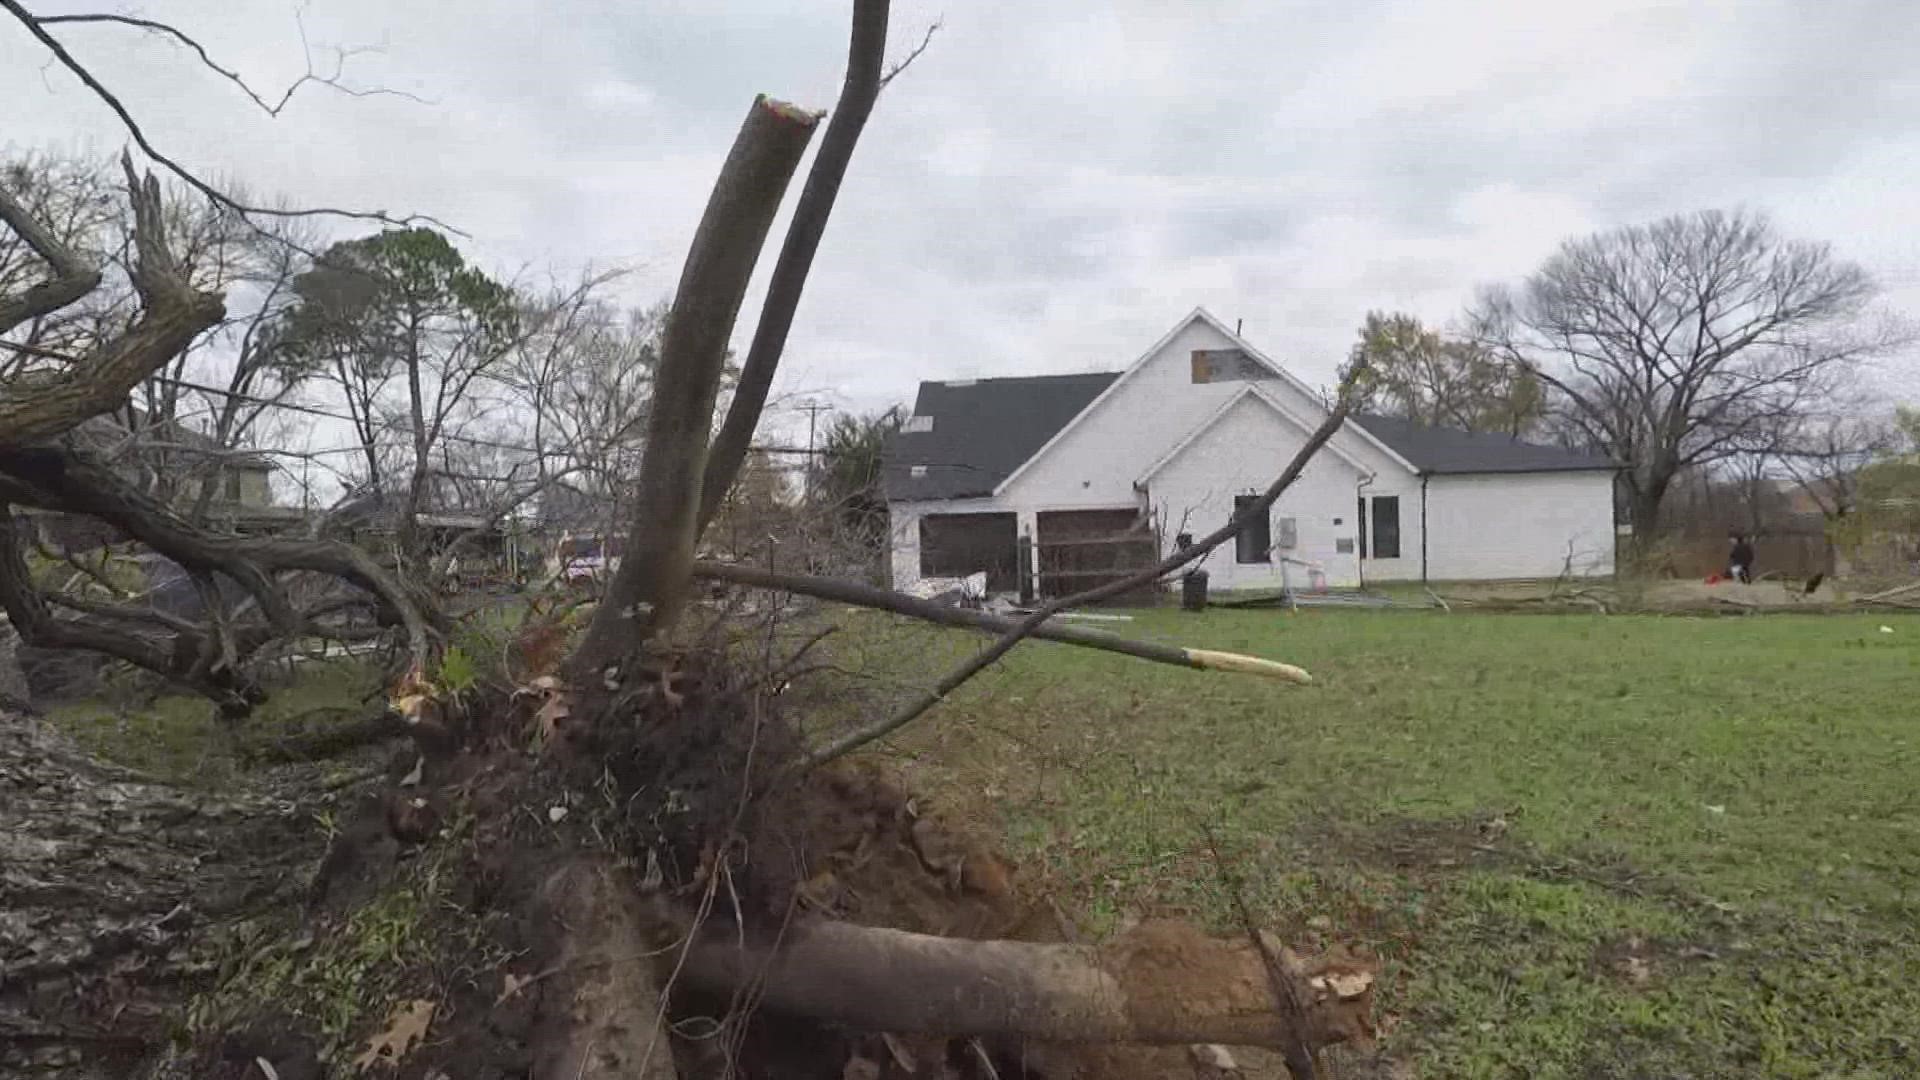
left=797, top=399, right=830, bottom=503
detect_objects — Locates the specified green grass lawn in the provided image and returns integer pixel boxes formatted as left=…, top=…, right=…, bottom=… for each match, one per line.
left=818, top=608, right=1920, bottom=1078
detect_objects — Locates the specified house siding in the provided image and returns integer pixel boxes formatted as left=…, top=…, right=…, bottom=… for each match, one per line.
left=1147, top=393, right=1372, bottom=589
left=1425, top=471, right=1617, bottom=580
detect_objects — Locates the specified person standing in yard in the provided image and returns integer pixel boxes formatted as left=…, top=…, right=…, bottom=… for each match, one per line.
left=1729, top=533, right=1756, bottom=584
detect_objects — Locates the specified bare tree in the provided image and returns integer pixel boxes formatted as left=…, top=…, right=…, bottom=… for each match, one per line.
left=1470, top=209, right=1905, bottom=544
left=280, top=228, right=527, bottom=564
left=505, top=290, right=661, bottom=524
left=1772, top=408, right=1899, bottom=522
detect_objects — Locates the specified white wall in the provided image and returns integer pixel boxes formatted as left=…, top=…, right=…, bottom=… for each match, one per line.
left=1425, top=471, right=1617, bottom=580
left=1148, top=392, right=1371, bottom=590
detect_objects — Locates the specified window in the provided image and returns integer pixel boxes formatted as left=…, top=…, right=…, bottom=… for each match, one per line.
left=1275, top=516, right=1298, bottom=550
left=224, top=470, right=242, bottom=502
left=1370, top=495, right=1401, bottom=559
left=1233, top=495, right=1270, bottom=563
left=1190, top=348, right=1272, bottom=384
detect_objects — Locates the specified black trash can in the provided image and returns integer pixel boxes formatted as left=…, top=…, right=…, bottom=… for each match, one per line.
left=1180, top=568, right=1209, bottom=611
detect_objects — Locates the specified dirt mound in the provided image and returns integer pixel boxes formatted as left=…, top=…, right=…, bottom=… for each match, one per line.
left=176, top=650, right=1362, bottom=1080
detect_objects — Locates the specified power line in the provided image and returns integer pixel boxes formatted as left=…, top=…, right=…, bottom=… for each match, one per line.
left=138, top=374, right=830, bottom=458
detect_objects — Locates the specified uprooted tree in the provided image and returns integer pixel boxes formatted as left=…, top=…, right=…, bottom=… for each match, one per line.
left=0, top=3, right=1380, bottom=1078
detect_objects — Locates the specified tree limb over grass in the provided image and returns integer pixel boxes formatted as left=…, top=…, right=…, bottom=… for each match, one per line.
left=693, top=559, right=1311, bottom=684
left=791, top=361, right=1368, bottom=771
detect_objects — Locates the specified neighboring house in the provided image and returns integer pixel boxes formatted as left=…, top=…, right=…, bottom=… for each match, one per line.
left=23, top=413, right=285, bottom=554
left=882, top=309, right=1618, bottom=595
left=82, top=411, right=279, bottom=509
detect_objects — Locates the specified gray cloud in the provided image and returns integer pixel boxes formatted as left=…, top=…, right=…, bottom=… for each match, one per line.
left=5, top=0, right=1918, bottom=427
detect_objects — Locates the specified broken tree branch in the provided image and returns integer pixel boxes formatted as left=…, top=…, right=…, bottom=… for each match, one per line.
left=0, top=156, right=226, bottom=448
left=693, top=560, right=1310, bottom=683
left=698, top=0, right=890, bottom=532
left=573, top=96, right=822, bottom=674
left=0, top=446, right=435, bottom=682
left=796, top=359, right=1368, bottom=770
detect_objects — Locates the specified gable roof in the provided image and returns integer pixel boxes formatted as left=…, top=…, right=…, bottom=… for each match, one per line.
left=1352, top=413, right=1617, bottom=474
left=882, top=371, right=1118, bottom=501
left=992, top=307, right=1337, bottom=495
left=1136, top=384, right=1372, bottom=484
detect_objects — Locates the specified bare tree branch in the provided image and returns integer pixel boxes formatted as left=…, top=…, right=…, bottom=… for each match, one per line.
left=0, top=155, right=226, bottom=450
left=880, top=17, right=942, bottom=87
left=35, top=11, right=431, bottom=117
left=0, top=1, right=456, bottom=233
left=699, top=0, right=891, bottom=531
left=0, top=176, right=102, bottom=334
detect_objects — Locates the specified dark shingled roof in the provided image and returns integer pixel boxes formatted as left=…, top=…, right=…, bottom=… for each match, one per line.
left=1352, top=413, right=1618, bottom=475
left=882, top=372, right=1118, bottom=500
left=882, top=374, right=1617, bottom=503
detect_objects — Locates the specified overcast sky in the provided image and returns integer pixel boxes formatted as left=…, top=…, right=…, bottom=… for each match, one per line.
left=7, top=0, right=1920, bottom=431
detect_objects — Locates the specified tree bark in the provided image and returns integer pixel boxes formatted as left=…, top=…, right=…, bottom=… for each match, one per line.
left=0, top=709, right=322, bottom=1079
left=698, top=0, right=889, bottom=530
left=678, top=919, right=1375, bottom=1051
left=529, top=860, right=677, bottom=1080
left=574, top=96, right=820, bottom=674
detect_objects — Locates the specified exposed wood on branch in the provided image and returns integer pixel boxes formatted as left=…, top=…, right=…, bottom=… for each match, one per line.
left=574, top=96, right=821, bottom=673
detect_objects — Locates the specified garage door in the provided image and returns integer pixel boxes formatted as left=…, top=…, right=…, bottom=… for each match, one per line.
left=918, top=512, right=1019, bottom=593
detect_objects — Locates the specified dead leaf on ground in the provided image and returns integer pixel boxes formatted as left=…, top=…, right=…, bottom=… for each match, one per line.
left=842, top=1054, right=881, bottom=1080
left=532, top=689, right=573, bottom=746
left=353, top=998, right=436, bottom=1072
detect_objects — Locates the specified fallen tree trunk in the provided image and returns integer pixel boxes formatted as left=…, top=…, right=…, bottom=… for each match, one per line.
left=677, top=918, right=1376, bottom=1051
left=0, top=709, right=322, bottom=1079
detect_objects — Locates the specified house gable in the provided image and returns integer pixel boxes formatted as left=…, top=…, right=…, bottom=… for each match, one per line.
left=1137, top=384, right=1374, bottom=485
left=996, top=309, right=1414, bottom=508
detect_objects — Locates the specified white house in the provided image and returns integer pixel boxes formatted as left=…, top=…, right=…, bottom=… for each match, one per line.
left=883, top=309, right=1618, bottom=596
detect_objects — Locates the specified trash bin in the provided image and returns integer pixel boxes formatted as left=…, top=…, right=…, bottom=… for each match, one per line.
left=1180, top=568, right=1209, bottom=611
